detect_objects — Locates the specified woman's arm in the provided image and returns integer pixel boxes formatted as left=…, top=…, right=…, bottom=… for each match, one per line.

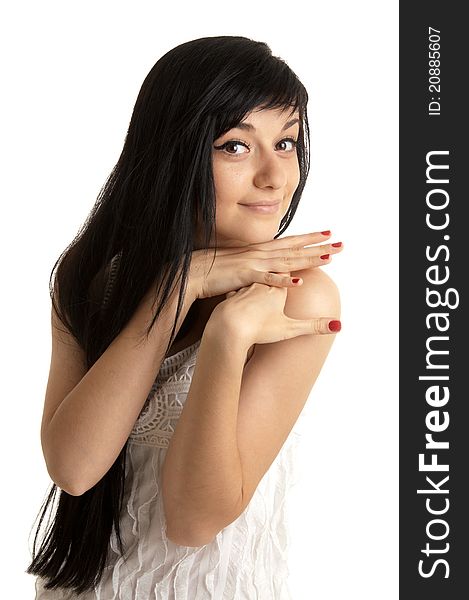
left=42, top=280, right=197, bottom=496
left=162, top=267, right=340, bottom=547
left=161, top=322, right=249, bottom=546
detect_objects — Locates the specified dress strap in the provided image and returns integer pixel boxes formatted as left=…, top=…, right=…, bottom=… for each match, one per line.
left=101, top=252, right=122, bottom=311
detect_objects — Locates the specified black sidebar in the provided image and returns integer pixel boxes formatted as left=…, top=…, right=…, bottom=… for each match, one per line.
left=400, top=3, right=467, bottom=599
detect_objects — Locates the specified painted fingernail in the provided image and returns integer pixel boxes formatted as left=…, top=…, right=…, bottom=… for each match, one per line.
left=320, top=254, right=330, bottom=260
left=291, top=277, right=301, bottom=284
left=328, top=320, right=341, bottom=332
left=331, top=242, right=342, bottom=248
left=321, top=230, right=331, bottom=236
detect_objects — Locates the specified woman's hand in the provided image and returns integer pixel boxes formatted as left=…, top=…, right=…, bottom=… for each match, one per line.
left=189, top=231, right=343, bottom=300
left=209, top=275, right=341, bottom=347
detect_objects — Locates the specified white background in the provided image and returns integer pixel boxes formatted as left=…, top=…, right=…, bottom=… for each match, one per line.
left=0, top=1, right=398, bottom=597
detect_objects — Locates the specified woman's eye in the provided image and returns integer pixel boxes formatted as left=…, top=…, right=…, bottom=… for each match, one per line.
left=219, top=141, right=249, bottom=155
left=277, top=138, right=298, bottom=152
left=214, top=137, right=298, bottom=156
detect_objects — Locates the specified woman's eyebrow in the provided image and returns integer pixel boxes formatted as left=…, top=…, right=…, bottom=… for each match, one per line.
left=233, top=117, right=300, bottom=132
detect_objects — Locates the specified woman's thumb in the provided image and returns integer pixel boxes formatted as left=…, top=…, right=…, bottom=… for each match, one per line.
left=293, top=317, right=342, bottom=335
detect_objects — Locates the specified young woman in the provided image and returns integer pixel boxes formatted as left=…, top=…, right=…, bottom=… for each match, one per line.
left=27, top=35, right=342, bottom=599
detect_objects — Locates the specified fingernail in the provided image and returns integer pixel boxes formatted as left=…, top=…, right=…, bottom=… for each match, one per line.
left=320, top=254, right=330, bottom=260
left=328, top=320, right=341, bottom=332
left=321, top=230, right=331, bottom=236
left=291, top=277, right=301, bottom=284
left=331, top=242, right=342, bottom=248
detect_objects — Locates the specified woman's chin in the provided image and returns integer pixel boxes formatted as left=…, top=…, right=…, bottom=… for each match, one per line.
left=194, top=226, right=281, bottom=249
left=219, top=228, right=281, bottom=247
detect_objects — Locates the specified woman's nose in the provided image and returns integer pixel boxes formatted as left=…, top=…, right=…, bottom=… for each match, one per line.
left=252, top=157, right=287, bottom=190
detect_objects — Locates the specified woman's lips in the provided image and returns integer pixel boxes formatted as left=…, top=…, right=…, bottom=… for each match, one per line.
left=239, top=202, right=281, bottom=214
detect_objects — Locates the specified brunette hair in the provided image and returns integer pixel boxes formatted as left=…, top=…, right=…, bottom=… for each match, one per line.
left=26, top=35, right=310, bottom=594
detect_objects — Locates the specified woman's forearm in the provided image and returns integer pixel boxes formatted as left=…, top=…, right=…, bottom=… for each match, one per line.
left=161, top=318, right=250, bottom=546
left=43, top=280, right=195, bottom=496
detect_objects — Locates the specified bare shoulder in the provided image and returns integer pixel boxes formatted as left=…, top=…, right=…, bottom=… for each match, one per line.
left=243, top=268, right=340, bottom=366
left=287, top=266, right=341, bottom=316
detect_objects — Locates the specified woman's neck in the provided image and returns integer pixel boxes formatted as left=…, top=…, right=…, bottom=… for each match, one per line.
left=166, top=295, right=226, bottom=357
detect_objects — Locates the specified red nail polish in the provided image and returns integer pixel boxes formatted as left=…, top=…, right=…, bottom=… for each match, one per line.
left=331, top=242, right=342, bottom=248
left=328, top=320, right=341, bottom=332
left=291, top=277, right=301, bottom=283
left=321, top=230, right=331, bottom=236
left=320, top=254, right=330, bottom=260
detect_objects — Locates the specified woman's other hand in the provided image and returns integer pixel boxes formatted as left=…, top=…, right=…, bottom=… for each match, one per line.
left=188, top=231, right=343, bottom=301
left=208, top=273, right=341, bottom=347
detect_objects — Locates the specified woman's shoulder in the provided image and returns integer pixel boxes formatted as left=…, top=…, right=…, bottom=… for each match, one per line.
left=290, top=267, right=340, bottom=309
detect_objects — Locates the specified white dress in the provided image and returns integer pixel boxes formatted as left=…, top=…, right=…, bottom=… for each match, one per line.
left=35, top=316, right=304, bottom=600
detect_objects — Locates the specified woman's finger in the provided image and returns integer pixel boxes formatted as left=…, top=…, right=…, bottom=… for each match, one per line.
left=289, top=317, right=342, bottom=336
left=212, top=231, right=332, bottom=256
left=262, top=242, right=343, bottom=272
left=265, top=240, right=343, bottom=258
left=253, top=230, right=332, bottom=251
left=255, top=271, right=304, bottom=287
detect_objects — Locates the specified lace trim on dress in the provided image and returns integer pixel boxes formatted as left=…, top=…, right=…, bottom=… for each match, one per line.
left=128, top=339, right=202, bottom=448
left=160, top=339, right=202, bottom=375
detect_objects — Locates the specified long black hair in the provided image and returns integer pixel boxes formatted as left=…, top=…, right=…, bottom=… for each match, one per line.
left=26, top=35, right=310, bottom=595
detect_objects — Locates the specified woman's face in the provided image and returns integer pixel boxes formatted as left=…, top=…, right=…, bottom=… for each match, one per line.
left=194, top=106, right=301, bottom=249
